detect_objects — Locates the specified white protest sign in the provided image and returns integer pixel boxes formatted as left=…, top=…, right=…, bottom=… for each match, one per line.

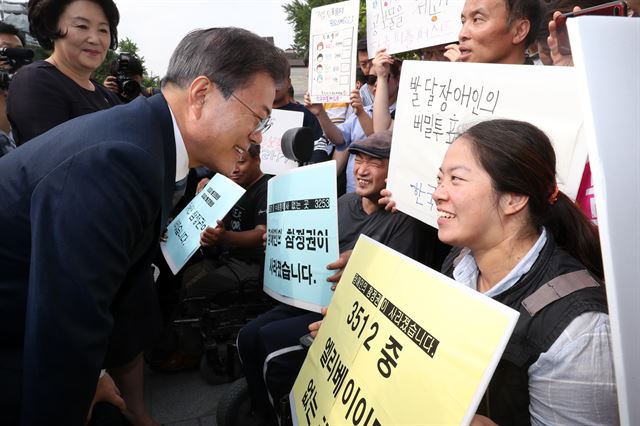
left=387, top=60, right=586, bottom=229
left=366, top=0, right=463, bottom=56
left=260, top=109, right=304, bottom=175
left=160, top=174, right=245, bottom=275
left=569, top=16, right=640, bottom=424
left=308, top=0, right=360, bottom=103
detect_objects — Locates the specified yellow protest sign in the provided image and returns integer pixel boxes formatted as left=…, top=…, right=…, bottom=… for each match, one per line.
left=291, top=235, right=519, bottom=425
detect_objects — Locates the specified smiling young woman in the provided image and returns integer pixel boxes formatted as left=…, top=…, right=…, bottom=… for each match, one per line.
left=435, top=119, right=616, bottom=425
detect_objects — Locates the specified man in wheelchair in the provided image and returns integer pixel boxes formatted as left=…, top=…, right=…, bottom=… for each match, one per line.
left=151, top=143, right=273, bottom=372
left=235, top=131, right=445, bottom=425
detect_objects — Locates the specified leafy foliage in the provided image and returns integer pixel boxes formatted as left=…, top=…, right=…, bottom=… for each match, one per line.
left=93, top=37, right=159, bottom=88
left=283, top=0, right=367, bottom=59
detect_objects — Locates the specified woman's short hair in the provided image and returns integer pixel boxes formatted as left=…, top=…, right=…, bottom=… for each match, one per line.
left=28, top=0, right=119, bottom=51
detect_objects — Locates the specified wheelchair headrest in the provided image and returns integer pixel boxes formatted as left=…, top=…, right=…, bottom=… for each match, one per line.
left=280, top=127, right=314, bottom=163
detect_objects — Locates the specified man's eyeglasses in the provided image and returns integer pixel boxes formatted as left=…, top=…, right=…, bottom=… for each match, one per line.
left=229, top=92, right=273, bottom=134
left=211, top=77, right=272, bottom=134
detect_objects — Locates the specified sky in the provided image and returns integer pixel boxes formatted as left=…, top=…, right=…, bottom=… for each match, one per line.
left=113, top=0, right=296, bottom=78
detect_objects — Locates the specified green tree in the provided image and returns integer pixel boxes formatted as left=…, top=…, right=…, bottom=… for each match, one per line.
left=94, top=37, right=159, bottom=88
left=93, top=50, right=116, bottom=84
left=283, top=0, right=367, bottom=59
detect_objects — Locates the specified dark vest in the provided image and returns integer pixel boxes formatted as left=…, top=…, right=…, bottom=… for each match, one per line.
left=442, top=236, right=608, bottom=425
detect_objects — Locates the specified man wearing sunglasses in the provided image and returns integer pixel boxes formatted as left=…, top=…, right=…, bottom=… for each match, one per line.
left=357, top=38, right=375, bottom=108
left=0, top=27, right=288, bottom=425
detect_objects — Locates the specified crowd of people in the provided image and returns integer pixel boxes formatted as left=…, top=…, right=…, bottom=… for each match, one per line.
left=0, top=0, right=634, bottom=424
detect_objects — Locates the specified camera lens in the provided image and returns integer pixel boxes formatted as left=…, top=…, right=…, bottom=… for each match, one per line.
left=122, top=80, right=141, bottom=97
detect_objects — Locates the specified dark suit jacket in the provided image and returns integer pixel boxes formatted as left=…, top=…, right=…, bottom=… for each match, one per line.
left=0, top=94, right=176, bottom=425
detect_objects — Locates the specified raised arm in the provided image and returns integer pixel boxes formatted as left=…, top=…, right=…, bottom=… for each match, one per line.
left=372, top=48, right=394, bottom=133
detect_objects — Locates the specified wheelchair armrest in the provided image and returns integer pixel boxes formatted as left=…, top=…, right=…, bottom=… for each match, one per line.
left=299, top=333, right=315, bottom=349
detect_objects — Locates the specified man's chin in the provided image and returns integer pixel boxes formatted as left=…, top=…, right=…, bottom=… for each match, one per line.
left=357, top=189, right=380, bottom=200
left=355, top=187, right=367, bottom=197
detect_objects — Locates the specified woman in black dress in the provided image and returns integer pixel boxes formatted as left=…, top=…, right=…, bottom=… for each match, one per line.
left=7, top=0, right=120, bottom=146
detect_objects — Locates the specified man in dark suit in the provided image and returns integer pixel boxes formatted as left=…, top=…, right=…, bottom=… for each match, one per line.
left=0, top=27, right=288, bottom=425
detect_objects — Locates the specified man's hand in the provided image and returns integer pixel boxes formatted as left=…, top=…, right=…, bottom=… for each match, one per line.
left=196, top=177, right=210, bottom=195
left=470, top=415, right=498, bottom=426
left=349, top=89, right=364, bottom=115
left=86, top=372, right=126, bottom=425
left=547, top=9, right=578, bottom=66
left=326, top=250, right=353, bottom=289
left=304, top=92, right=324, bottom=116
left=444, top=44, right=462, bottom=62
left=308, top=307, right=328, bottom=338
left=372, top=48, right=393, bottom=77
left=379, top=187, right=398, bottom=212
left=200, top=220, right=226, bottom=247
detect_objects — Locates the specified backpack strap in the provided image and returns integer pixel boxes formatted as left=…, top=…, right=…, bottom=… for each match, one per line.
left=521, top=270, right=600, bottom=317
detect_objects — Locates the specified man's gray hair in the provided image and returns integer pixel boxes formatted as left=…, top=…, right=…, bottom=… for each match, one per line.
left=163, top=27, right=289, bottom=98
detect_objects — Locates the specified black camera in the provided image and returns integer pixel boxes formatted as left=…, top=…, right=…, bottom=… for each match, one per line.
left=115, top=53, right=141, bottom=98
left=0, top=47, right=34, bottom=90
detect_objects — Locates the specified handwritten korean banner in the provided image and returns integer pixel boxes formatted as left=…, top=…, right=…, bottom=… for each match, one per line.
left=366, top=0, right=464, bottom=56
left=388, top=60, right=586, bottom=229
left=265, top=161, right=339, bottom=312
left=160, top=174, right=245, bottom=275
left=308, top=0, right=360, bottom=104
left=260, top=109, right=304, bottom=175
left=291, top=235, right=519, bottom=425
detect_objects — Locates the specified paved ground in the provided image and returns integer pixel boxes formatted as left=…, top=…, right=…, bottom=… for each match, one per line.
left=145, top=366, right=231, bottom=426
